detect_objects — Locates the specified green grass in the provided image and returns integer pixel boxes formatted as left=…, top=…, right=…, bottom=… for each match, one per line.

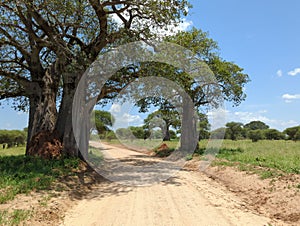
left=0, top=209, right=31, bottom=225
left=0, top=146, right=25, bottom=156
left=0, top=146, right=80, bottom=204
left=215, top=140, right=300, bottom=175
left=132, top=139, right=300, bottom=177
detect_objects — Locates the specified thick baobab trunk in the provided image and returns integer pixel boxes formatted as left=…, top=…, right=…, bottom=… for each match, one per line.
left=26, top=69, right=59, bottom=156
left=163, top=125, right=171, bottom=141
left=55, top=75, right=80, bottom=157
left=55, top=73, right=90, bottom=159
left=180, top=96, right=198, bottom=154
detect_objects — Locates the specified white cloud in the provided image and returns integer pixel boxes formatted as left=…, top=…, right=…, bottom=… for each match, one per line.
left=113, top=113, right=143, bottom=129
left=282, top=94, right=300, bottom=103
left=110, top=104, right=121, bottom=113
left=16, top=111, right=27, bottom=116
left=208, top=109, right=299, bottom=131
left=276, top=70, right=283, bottom=77
left=153, top=18, right=193, bottom=37
left=5, top=123, right=11, bottom=128
left=288, top=68, right=300, bottom=76
left=175, top=18, right=193, bottom=33
left=122, top=113, right=142, bottom=123
left=231, top=111, right=270, bottom=124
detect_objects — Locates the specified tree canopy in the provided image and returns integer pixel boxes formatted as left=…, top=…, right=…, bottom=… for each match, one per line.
left=144, top=109, right=180, bottom=141
left=91, top=110, right=114, bottom=135
left=244, top=121, right=269, bottom=130
left=284, top=126, right=300, bottom=141
left=225, top=122, right=243, bottom=140
left=0, top=0, right=190, bottom=157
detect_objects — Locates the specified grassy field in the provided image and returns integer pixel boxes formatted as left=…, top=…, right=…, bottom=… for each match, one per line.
left=213, top=140, right=300, bottom=177
left=0, top=146, right=25, bottom=156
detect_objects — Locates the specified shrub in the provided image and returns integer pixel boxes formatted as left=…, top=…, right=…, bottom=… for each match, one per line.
left=264, top=129, right=284, bottom=140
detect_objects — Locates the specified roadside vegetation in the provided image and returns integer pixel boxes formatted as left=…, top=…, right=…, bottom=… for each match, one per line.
left=0, top=145, right=82, bottom=225
left=103, top=138, right=300, bottom=179
left=211, top=140, right=300, bottom=178
left=0, top=209, right=32, bottom=226
left=191, top=139, right=299, bottom=177
left=0, top=146, right=81, bottom=204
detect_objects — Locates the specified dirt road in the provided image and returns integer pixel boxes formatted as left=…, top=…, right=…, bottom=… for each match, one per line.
left=60, top=143, right=276, bottom=226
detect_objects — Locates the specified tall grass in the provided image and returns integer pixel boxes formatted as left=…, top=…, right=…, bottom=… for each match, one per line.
left=215, top=140, right=300, bottom=174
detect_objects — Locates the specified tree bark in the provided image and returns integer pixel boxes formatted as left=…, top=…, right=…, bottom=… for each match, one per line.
left=55, top=72, right=91, bottom=159
left=26, top=69, right=59, bottom=155
left=55, top=74, right=81, bottom=157
left=163, top=125, right=171, bottom=141
left=180, top=96, right=198, bottom=154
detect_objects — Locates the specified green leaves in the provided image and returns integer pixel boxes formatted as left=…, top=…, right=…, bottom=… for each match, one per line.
left=91, top=110, right=115, bottom=135
left=0, top=0, right=191, bottom=110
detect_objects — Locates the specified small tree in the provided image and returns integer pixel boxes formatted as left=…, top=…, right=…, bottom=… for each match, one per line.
left=169, top=130, right=177, bottom=140
left=91, top=110, right=115, bottom=135
left=248, top=130, right=263, bottom=142
left=284, top=126, right=300, bottom=141
left=198, top=112, right=210, bottom=140
left=144, top=110, right=180, bottom=141
left=129, top=126, right=145, bottom=139
left=225, top=122, right=243, bottom=140
left=116, top=128, right=131, bottom=140
left=294, top=129, right=300, bottom=141
left=105, top=131, right=117, bottom=141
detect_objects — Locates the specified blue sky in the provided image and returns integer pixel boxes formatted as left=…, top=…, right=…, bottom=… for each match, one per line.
left=1, top=0, right=300, bottom=131
left=187, top=0, right=300, bottom=130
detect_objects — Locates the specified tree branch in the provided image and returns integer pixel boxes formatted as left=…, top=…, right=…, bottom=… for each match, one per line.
left=86, top=0, right=109, bottom=58
left=0, top=89, right=27, bottom=100
left=0, top=69, right=31, bottom=88
left=0, top=28, right=31, bottom=61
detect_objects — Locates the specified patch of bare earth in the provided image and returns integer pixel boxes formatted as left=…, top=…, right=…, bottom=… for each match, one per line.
left=185, top=160, right=300, bottom=225
left=0, top=162, right=107, bottom=226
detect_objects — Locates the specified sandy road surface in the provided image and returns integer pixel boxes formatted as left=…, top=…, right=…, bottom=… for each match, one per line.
left=60, top=142, right=275, bottom=226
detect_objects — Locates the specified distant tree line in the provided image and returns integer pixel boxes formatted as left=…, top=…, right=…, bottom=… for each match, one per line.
left=115, top=126, right=178, bottom=141
left=90, top=110, right=210, bottom=142
left=91, top=110, right=300, bottom=143
left=210, top=120, right=300, bottom=142
left=0, top=129, right=27, bottom=148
